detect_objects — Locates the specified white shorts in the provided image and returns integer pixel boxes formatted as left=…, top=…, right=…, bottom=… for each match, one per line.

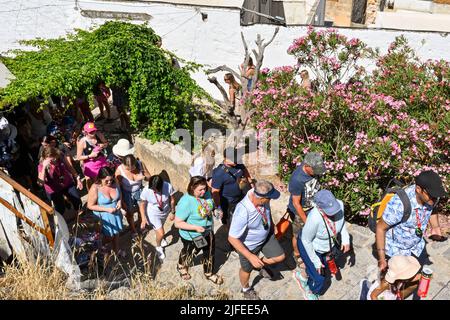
left=147, top=212, right=169, bottom=230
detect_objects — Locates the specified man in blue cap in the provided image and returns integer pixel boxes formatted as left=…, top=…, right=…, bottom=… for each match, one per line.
left=294, top=189, right=350, bottom=300
left=228, top=180, right=285, bottom=300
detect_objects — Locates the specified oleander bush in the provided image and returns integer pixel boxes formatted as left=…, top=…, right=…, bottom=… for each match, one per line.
left=248, top=28, right=449, bottom=222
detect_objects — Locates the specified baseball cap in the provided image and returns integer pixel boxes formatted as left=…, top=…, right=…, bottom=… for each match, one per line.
left=314, top=190, right=341, bottom=216
left=83, top=122, right=97, bottom=133
left=304, top=152, right=326, bottom=176
left=415, top=170, right=447, bottom=198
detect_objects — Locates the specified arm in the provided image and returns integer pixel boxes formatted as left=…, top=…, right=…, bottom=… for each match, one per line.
left=174, top=216, right=204, bottom=233
left=370, top=279, right=390, bottom=300
left=242, top=166, right=254, bottom=187
left=170, top=194, right=176, bottom=213
left=96, top=131, right=108, bottom=147
left=62, top=155, right=83, bottom=190
left=300, top=215, right=322, bottom=270
left=429, top=213, right=443, bottom=236
left=340, top=221, right=351, bottom=253
left=375, top=219, right=390, bottom=272
left=211, top=187, right=221, bottom=209
left=292, top=195, right=307, bottom=223
left=139, top=200, right=148, bottom=226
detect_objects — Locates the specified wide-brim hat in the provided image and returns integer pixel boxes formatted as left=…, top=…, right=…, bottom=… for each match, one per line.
left=385, top=256, right=421, bottom=284
left=112, top=139, right=135, bottom=157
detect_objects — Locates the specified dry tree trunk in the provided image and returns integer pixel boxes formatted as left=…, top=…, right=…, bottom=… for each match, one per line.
left=206, top=27, right=279, bottom=139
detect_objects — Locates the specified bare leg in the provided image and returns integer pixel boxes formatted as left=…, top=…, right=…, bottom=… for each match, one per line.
left=292, top=235, right=300, bottom=257
left=239, top=268, right=251, bottom=289
left=126, top=211, right=137, bottom=234
left=155, top=227, right=165, bottom=247
left=112, top=235, right=120, bottom=254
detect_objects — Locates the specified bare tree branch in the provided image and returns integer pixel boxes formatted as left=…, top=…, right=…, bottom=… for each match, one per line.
left=240, top=32, right=250, bottom=95
left=207, top=76, right=229, bottom=103
left=263, top=27, right=279, bottom=50
left=205, top=28, right=279, bottom=131
left=205, top=65, right=240, bottom=80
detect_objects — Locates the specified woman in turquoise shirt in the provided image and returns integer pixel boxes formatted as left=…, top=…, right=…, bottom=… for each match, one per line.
left=174, top=176, right=223, bottom=285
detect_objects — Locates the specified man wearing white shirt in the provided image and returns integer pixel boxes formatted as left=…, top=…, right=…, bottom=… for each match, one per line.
left=228, top=180, right=285, bottom=300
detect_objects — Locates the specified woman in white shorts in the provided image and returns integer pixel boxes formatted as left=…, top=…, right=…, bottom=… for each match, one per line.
left=140, top=175, right=176, bottom=260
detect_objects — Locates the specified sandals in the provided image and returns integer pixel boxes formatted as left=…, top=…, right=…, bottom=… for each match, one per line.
left=205, top=273, right=224, bottom=285
left=177, top=265, right=191, bottom=281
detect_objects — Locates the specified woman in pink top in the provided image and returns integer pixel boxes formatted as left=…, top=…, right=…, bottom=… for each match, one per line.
left=76, top=122, right=108, bottom=189
left=38, top=146, right=83, bottom=216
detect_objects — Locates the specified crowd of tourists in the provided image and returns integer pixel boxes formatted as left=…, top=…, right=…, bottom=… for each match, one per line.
left=0, top=80, right=447, bottom=301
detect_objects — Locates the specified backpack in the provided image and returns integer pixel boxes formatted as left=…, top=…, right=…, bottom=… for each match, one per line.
left=368, top=178, right=412, bottom=233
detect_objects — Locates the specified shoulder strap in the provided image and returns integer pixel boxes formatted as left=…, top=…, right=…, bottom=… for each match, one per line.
left=396, top=188, right=412, bottom=224
left=220, top=164, right=237, bottom=181
left=320, top=212, right=333, bottom=252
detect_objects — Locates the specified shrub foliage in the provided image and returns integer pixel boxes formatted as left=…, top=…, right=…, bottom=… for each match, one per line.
left=0, top=21, right=209, bottom=141
left=249, top=28, right=449, bottom=221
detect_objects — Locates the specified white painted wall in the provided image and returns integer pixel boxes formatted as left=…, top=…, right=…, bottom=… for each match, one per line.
left=1, top=0, right=449, bottom=100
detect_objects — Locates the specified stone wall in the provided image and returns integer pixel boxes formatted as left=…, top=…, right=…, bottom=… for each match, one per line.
left=134, top=137, right=192, bottom=194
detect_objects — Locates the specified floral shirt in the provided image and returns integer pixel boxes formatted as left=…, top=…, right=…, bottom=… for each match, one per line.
left=383, top=185, right=433, bottom=258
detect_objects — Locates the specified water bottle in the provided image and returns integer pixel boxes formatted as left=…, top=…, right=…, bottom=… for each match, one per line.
left=326, top=255, right=338, bottom=275
left=417, top=267, right=433, bottom=298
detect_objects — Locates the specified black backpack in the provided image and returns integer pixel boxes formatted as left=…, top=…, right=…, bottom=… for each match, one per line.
left=368, top=178, right=412, bottom=233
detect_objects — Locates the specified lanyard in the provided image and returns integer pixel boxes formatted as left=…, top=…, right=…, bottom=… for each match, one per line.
left=153, top=190, right=163, bottom=208
left=197, top=198, right=212, bottom=219
left=320, top=211, right=337, bottom=237
left=415, top=208, right=425, bottom=230
left=256, top=206, right=268, bottom=226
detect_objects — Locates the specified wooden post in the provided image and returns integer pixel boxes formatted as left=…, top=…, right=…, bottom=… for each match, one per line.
left=0, top=170, right=55, bottom=248
left=40, top=208, right=55, bottom=248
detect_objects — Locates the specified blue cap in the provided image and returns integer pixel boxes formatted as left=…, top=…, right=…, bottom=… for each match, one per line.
left=314, top=190, right=341, bottom=216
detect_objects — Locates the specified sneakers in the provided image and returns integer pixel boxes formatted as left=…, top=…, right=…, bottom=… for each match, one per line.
left=155, top=246, right=165, bottom=260
left=241, top=288, right=260, bottom=300
left=161, top=239, right=168, bottom=248
left=293, top=271, right=319, bottom=300
left=359, top=279, right=371, bottom=300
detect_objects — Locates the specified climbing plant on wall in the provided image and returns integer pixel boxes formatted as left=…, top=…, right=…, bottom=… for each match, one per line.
left=0, top=21, right=209, bottom=142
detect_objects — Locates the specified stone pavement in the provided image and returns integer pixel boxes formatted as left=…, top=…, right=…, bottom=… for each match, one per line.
left=138, top=214, right=450, bottom=300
